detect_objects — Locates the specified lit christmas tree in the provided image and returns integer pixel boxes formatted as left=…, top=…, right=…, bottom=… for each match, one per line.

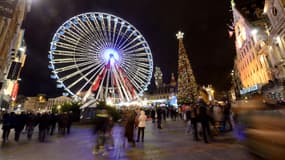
left=176, top=31, right=198, bottom=104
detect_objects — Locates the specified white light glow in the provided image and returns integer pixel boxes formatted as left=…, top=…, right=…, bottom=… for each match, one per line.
left=102, top=48, right=120, bottom=65
left=251, top=29, right=258, bottom=35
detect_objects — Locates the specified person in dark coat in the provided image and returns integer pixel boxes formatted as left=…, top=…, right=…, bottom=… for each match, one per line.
left=223, top=100, right=233, bottom=131
left=190, top=105, right=199, bottom=141
left=67, top=111, right=73, bottom=134
left=197, top=98, right=211, bottom=143
left=38, top=113, right=49, bottom=142
left=14, top=112, right=26, bottom=142
left=124, top=110, right=136, bottom=147
left=150, top=108, right=156, bottom=123
left=25, top=112, right=36, bottom=140
left=1, top=112, right=11, bottom=143
left=93, top=109, right=110, bottom=154
left=156, top=107, right=162, bottom=129
left=162, top=107, right=166, bottom=121
left=49, top=113, right=58, bottom=136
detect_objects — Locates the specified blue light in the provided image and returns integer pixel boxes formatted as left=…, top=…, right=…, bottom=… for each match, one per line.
left=102, top=48, right=120, bottom=65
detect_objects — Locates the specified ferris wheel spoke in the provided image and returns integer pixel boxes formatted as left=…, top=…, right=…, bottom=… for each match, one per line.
left=121, top=58, right=150, bottom=71
left=82, top=66, right=106, bottom=101
left=55, top=61, right=95, bottom=73
left=122, top=66, right=148, bottom=86
left=57, top=35, right=100, bottom=54
left=111, top=20, right=118, bottom=48
left=115, top=65, right=133, bottom=100
left=122, top=52, right=149, bottom=57
left=114, top=21, right=124, bottom=49
left=95, top=14, right=109, bottom=47
left=95, top=68, right=108, bottom=100
left=71, top=19, right=94, bottom=40
left=52, top=57, right=90, bottom=64
left=59, top=61, right=102, bottom=82
left=121, top=41, right=146, bottom=53
left=67, top=63, right=104, bottom=90
left=104, top=69, right=111, bottom=99
left=52, top=50, right=87, bottom=57
left=77, top=18, right=108, bottom=50
left=92, top=15, right=109, bottom=49
left=107, top=16, right=112, bottom=45
left=120, top=63, right=147, bottom=88
left=111, top=68, right=125, bottom=101
left=55, top=41, right=90, bottom=53
left=85, top=17, right=107, bottom=47
left=58, top=34, right=80, bottom=46
left=98, top=15, right=110, bottom=44
left=117, top=30, right=136, bottom=50
left=112, top=66, right=131, bottom=101
left=123, top=47, right=147, bottom=54
left=120, top=35, right=142, bottom=51
left=77, top=64, right=105, bottom=94
left=64, top=29, right=94, bottom=47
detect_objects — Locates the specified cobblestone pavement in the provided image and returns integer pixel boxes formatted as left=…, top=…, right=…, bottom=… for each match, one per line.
left=0, top=120, right=258, bottom=160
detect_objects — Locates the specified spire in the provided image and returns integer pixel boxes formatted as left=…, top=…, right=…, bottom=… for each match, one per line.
left=170, top=73, right=177, bottom=87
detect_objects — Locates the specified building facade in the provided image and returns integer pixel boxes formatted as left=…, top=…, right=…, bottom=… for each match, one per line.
left=0, top=0, right=31, bottom=108
left=264, top=0, right=285, bottom=79
left=232, top=0, right=272, bottom=96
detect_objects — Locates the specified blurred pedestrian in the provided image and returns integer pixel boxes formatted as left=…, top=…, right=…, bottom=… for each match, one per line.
left=151, top=108, right=155, bottom=123
left=136, top=110, right=147, bottom=142
left=93, top=109, right=110, bottom=155
left=67, top=111, right=73, bottom=134
left=1, top=111, right=11, bottom=143
left=124, top=110, right=136, bottom=147
left=157, top=107, right=162, bottom=129
left=197, top=97, right=211, bottom=143
left=38, top=113, right=49, bottom=142
left=223, top=100, right=233, bottom=131
left=14, top=112, right=26, bottom=142
left=26, top=112, right=36, bottom=140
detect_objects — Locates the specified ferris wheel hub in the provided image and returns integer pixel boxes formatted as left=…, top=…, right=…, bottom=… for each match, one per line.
left=101, top=48, right=120, bottom=65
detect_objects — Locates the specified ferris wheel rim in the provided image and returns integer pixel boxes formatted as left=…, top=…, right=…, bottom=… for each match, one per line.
left=49, top=12, right=153, bottom=100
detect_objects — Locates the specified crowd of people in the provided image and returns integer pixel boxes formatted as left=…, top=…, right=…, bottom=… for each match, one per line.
left=92, top=96, right=234, bottom=157
left=1, top=111, right=73, bottom=144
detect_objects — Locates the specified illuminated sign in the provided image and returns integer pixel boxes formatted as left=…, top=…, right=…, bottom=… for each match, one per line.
left=240, top=84, right=260, bottom=95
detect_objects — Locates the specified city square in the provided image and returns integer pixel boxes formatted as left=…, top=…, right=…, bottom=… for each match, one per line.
left=0, top=0, right=285, bottom=160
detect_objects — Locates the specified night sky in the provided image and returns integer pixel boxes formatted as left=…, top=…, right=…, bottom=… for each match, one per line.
left=19, top=0, right=236, bottom=97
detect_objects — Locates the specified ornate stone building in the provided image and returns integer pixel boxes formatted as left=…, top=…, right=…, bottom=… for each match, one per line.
left=232, top=0, right=272, bottom=95
left=0, top=0, right=31, bottom=108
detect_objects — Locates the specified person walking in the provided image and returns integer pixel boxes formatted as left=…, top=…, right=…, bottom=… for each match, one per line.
left=14, top=112, right=26, bottom=142
left=124, top=110, right=136, bottom=147
left=1, top=112, right=11, bottom=143
left=93, top=109, right=110, bottom=155
left=190, top=104, right=199, bottom=141
left=150, top=108, right=155, bottom=123
left=136, top=110, right=147, bottom=142
left=38, top=113, right=49, bottom=142
left=156, top=107, right=162, bottom=129
left=197, top=97, right=211, bottom=143
left=49, top=113, right=58, bottom=136
left=223, top=100, right=233, bottom=131
left=25, top=112, right=36, bottom=140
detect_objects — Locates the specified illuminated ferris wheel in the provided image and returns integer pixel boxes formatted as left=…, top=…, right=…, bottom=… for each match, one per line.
left=48, top=12, right=153, bottom=103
